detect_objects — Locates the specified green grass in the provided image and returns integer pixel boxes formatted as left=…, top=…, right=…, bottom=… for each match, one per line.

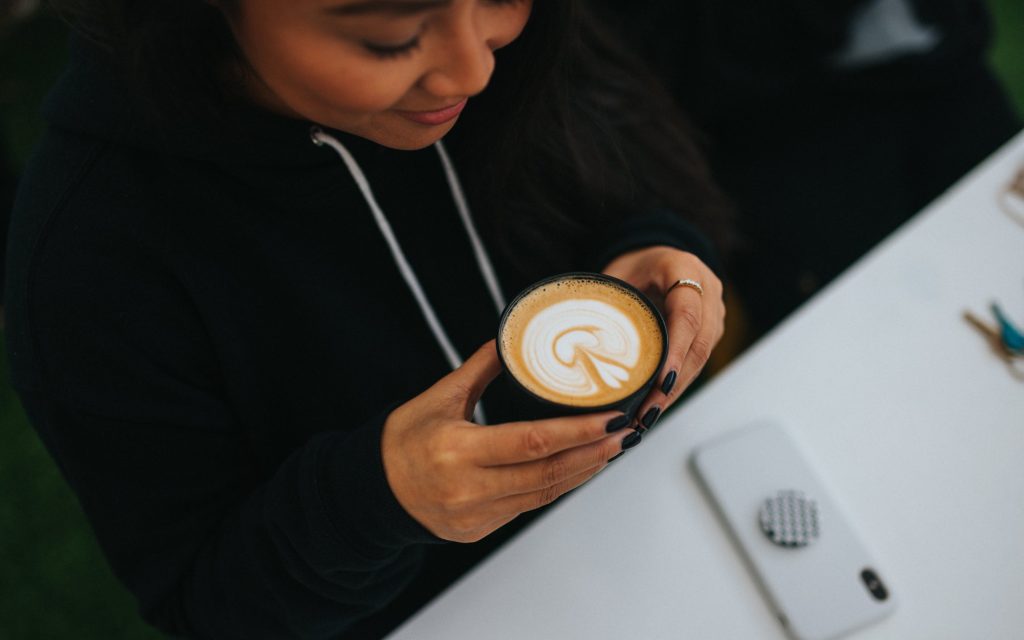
left=0, top=333, right=163, bottom=639
left=0, top=4, right=1022, bottom=639
left=990, top=0, right=1024, bottom=115
left=1, top=17, right=164, bottom=639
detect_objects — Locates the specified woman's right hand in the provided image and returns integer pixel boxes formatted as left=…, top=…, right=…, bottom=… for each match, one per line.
left=381, top=340, right=635, bottom=543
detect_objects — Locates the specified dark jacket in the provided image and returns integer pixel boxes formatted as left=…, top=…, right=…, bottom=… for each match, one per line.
left=3, top=41, right=716, bottom=639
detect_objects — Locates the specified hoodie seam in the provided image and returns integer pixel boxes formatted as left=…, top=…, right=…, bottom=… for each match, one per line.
left=24, top=136, right=112, bottom=399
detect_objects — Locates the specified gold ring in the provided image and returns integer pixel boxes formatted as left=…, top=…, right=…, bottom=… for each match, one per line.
left=666, top=278, right=704, bottom=297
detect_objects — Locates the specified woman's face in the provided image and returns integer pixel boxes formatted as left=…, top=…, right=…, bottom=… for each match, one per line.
left=226, top=0, right=533, bottom=149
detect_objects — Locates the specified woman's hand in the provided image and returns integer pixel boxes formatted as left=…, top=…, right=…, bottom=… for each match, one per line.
left=381, top=341, right=635, bottom=543
left=602, top=246, right=725, bottom=430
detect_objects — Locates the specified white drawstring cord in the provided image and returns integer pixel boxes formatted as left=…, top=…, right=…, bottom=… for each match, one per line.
left=434, top=140, right=507, bottom=315
left=311, top=127, right=501, bottom=424
left=310, top=128, right=463, bottom=372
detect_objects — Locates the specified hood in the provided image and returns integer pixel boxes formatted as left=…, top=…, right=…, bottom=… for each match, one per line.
left=42, top=37, right=381, bottom=169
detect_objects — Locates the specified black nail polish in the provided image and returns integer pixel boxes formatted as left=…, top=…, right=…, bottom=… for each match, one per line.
left=661, top=370, right=677, bottom=395
left=605, top=414, right=631, bottom=433
left=608, top=452, right=625, bottom=463
left=621, top=430, right=642, bottom=450
left=641, top=406, right=661, bottom=430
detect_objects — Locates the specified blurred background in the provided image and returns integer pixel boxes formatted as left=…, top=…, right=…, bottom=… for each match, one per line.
left=1, top=1, right=1021, bottom=638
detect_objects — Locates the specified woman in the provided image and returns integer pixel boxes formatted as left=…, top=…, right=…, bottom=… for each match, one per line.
left=4, top=1, right=729, bottom=637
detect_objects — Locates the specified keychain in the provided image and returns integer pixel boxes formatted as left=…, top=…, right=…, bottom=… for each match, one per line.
left=963, top=308, right=1024, bottom=381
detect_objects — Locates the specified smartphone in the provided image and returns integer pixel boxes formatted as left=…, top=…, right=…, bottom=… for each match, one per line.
left=691, top=422, right=897, bottom=640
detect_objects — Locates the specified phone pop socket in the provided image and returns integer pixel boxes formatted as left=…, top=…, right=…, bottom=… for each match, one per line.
left=759, top=490, right=820, bottom=548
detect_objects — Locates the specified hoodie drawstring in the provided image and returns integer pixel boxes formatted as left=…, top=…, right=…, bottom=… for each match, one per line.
left=310, top=126, right=505, bottom=424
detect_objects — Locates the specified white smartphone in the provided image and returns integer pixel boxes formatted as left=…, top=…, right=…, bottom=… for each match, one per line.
left=691, top=422, right=897, bottom=640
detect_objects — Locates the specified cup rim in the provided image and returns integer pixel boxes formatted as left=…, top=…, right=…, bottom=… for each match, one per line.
left=496, top=271, right=669, bottom=413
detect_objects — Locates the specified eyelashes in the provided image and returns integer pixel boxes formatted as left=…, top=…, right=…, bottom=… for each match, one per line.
left=363, top=36, right=423, bottom=59
left=361, top=0, right=527, bottom=60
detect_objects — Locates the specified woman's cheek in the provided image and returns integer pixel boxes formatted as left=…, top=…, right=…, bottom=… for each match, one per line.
left=284, top=47, right=418, bottom=113
left=317, top=69, right=415, bottom=113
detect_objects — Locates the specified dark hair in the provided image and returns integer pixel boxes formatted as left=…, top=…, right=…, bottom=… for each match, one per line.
left=49, top=0, right=243, bottom=124
left=450, top=1, right=734, bottom=279
left=50, top=0, right=733, bottom=280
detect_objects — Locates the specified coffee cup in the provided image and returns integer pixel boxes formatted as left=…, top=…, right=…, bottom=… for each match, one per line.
left=497, top=272, right=668, bottom=420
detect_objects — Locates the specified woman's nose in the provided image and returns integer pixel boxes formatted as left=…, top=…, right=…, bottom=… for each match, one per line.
left=420, top=15, right=496, bottom=99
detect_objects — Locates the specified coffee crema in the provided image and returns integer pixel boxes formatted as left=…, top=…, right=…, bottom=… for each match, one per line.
left=499, top=276, right=664, bottom=407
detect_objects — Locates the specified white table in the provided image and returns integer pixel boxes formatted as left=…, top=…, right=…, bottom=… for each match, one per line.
left=389, top=132, right=1024, bottom=640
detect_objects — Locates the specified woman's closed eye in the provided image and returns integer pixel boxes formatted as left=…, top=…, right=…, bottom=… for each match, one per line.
left=360, top=0, right=528, bottom=60
left=363, top=35, right=423, bottom=58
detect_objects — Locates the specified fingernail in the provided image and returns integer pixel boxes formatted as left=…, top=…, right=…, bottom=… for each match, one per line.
left=641, top=406, right=661, bottom=430
left=661, top=370, right=677, bottom=395
left=621, top=430, right=642, bottom=450
left=607, top=452, right=625, bottom=463
left=606, top=414, right=631, bottom=433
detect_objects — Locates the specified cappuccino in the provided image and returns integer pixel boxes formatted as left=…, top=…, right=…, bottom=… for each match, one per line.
left=499, top=274, right=665, bottom=409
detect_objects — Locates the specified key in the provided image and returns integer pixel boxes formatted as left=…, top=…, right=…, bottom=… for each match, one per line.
left=991, top=303, right=1024, bottom=354
left=963, top=310, right=1024, bottom=381
left=964, top=310, right=1004, bottom=348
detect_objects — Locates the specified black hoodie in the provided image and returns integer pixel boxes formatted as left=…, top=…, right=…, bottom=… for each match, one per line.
left=3, top=41, right=717, bottom=639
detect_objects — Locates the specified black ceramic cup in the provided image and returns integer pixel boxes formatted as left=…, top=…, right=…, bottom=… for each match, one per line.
left=496, top=272, right=668, bottom=421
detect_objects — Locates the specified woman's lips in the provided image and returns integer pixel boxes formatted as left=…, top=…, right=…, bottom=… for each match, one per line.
left=394, top=98, right=468, bottom=126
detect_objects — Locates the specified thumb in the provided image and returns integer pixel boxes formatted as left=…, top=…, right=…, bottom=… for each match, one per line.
left=439, top=340, right=503, bottom=419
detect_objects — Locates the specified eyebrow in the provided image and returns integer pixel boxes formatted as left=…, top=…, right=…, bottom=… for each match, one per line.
left=324, top=0, right=453, bottom=17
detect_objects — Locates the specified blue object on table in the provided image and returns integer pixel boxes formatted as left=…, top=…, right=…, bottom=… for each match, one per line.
left=991, top=302, right=1024, bottom=355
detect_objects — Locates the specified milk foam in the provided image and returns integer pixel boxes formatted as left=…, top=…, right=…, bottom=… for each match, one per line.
left=500, top=276, right=664, bottom=406
left=520, top=299, right=642, bottom=399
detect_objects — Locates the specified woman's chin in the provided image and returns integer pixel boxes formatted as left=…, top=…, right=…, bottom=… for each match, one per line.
left=347, top=115, right=460, bottom=150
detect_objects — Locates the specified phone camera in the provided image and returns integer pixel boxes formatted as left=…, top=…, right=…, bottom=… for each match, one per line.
left=860, top=568, right=889, bottom=601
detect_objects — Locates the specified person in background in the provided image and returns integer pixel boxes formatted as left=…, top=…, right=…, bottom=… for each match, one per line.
left=3, top=1, right=731, bottom=638
left=597, top=0, right=1022, bottom=336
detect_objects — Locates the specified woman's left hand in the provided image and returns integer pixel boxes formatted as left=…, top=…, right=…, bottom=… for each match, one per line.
left=602, top=245, right=725, bottom=430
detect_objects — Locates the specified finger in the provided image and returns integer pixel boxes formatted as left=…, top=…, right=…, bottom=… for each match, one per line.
left=676, top=285, right=725, bottom=390
left=436, top=340, right=503, bottom=419
left=487, top=428, right=630, bottom=497
left=661, top=281, right=705, bottom=390
left=493, top=461, right=607, bottom=516
left=467, top=513, right=521, bottom=544
left=634, top=281, right=723, bottom=430
left=473, top=410, right=625, bottom=466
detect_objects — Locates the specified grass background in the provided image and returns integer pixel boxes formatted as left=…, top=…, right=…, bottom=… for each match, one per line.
left=1, top=4, right=1022, bottom=638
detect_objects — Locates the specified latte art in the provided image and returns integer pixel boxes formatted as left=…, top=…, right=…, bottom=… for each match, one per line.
left=499, top=275, right=665, bottom=408
left=523, top=300, right=641, bottom=398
